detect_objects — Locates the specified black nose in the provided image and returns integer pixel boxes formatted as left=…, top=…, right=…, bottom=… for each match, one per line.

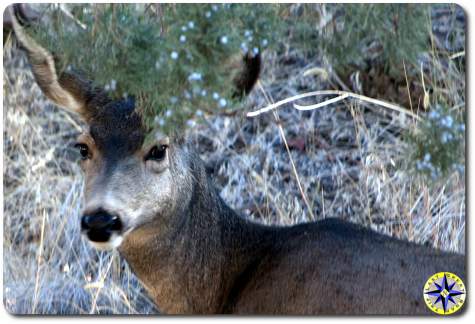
left=81, top=210, right=122, bottom=242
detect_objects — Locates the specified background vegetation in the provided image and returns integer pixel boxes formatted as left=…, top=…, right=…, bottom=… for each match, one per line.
left=3, top=3, right=465, bottom=314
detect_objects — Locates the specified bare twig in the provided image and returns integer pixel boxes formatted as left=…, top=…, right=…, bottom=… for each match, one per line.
left=402, top=60, right=414, bottom=115
left=247, top=90, right=421, bottom=121
left=257, top=81, right=316, bottom=221
left=88, top=253, right=116, bottom=314
left=32, top=209, right=47, bottom=314
left=449, top=51, right=465, bottom=60
left=295, top=93, right=349, bottom=111
left=59, top=4, right=87, bottom=30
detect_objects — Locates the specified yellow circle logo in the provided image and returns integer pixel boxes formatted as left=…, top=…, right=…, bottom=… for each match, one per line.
left=423, top=272, right=466, bottom=315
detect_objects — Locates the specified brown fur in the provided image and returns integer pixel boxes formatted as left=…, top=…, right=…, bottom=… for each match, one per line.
left=232, top=53, right=261, bottom=98
left=118, top=150, right=465, bottom=314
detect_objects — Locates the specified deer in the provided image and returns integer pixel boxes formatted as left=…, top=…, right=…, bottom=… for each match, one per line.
left=9, top=8, right=465, bottom=315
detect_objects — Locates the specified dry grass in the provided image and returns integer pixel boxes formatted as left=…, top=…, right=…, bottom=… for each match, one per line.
left=3, top=8, right=465, bottom=315
left=188, top=49, right=465, bottom=254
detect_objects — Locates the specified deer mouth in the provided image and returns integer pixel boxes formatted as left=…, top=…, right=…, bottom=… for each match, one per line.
left=81, top=210, right=125, bottom=249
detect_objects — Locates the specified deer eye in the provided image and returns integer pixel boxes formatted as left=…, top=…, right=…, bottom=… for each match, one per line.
left=74, top=143, right=90, bottom=160
left=145, top=145, right=168, bottom=162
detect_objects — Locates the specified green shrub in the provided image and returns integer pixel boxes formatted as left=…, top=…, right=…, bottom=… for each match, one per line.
left=31, top=4, right=282, bottom=131
left=409, top=104, right=465, bottom=180
left=295, top=4, right=432, bottom=75
left=30, top=4, right=436, bottom=130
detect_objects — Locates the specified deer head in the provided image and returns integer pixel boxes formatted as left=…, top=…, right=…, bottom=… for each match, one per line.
left=10, top=8, right=198, bottom=250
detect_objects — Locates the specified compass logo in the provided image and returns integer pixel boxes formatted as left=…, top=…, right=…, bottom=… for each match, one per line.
left=423, top=272, right=466, bottom=315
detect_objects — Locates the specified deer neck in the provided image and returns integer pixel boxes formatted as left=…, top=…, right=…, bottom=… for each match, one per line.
left=119, top=167, right=273, bottom=314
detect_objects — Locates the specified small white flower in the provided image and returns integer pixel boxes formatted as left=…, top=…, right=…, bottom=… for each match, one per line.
left=122, top=92, right=128, bottom=99
left=104, top=84, right=110, bottom=91
left=244, top=30, right=252, bottom=37
left=428, top=110, right=439, bottom=120
left=180, top=35, right=187, bottom=43
left=212, top=4, right=219, bottom=11
left=252, top=47, right=259, bottom=55
left=219, top=98, right=227, bottom=108
left=196, top=109, right=204, bottom=117
left=205, top=11, right=211, bottom=18
left=247, top=36, right=253, bottom=42
left=188, top=21, right=195, bottom=29
left=188, top=72, right=202, bottom=81
left=416, top=161, right=423, bottom=171
left=181, top=25, right=188, bottom=32
left=201, top=89, right=207, bottom=97
left=441, top=133, right=448, bottom=144
left=165, top=109, right=173, bottom=117
left=427, top=162, right=435, bottom=171
left=212, top=92, right=220, bottom=100
left=441, top=132, right=453, bottom=143
left=424, top=153, right=431, bottom=162
left=444, top=115, right=453, bottom=128
left=171, top=51, right=179, bottom=60
left=220, top=36, right=228, bottom=44
left=170, top=96, right=178, bottom=104
left=155, top=116, right=165, bottom=127
left=110, top=79, right=117, bottom=91
left=184, top=90, right=192, bottom=99
left=261, top=39, right=268, bottom=47
left=186, top=119, right=196, bottom=128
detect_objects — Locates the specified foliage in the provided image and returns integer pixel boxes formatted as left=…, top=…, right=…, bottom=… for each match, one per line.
left=29, top=4, right=437, bottom=131
left=27, top=3, right=465, bottom=181
left=31, top=3, right=282, bottom=132
left=298, top=4, right=432, bottom=75
left=409, top=104, right=465, bottom=180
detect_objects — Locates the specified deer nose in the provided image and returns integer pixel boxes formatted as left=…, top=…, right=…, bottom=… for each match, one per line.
left=81, top=210, right=123, bottom=242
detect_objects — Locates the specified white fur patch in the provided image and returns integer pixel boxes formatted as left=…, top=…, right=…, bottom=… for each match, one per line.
left=89, top=234, right=123, bottom=250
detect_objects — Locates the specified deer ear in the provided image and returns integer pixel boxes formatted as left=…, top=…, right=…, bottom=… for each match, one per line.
left=9, top=6, right=96, bottom=119
left=232, top=52, right=261, bottom=98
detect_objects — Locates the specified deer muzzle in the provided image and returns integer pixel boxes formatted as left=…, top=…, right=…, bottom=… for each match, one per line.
left=81, top=210, right=123, bottom=243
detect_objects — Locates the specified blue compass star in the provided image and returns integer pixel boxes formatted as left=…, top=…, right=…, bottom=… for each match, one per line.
left=425, top=274, right=464, bottom=312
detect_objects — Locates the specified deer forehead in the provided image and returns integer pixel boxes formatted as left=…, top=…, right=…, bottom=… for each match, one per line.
left=86, top=99, right=145, bottom=154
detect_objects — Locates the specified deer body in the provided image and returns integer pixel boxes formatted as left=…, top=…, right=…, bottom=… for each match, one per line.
left=9, top=8, right=464, bottom=315
left=118, top=150, right=464, bottom=314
